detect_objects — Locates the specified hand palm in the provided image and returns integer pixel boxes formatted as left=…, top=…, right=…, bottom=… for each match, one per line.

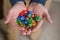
left=28, top=3, right=52, bottom=32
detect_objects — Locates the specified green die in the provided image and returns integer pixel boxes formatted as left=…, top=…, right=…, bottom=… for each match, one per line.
left=28, top=14, right=31, bottom=17
left=28, top=23, right=32, bottom=28
left=16, top=20, right=22, bottom=25
left=27, top=18, right=32, bottom=24
left=35, top=16, right=41, bottom=22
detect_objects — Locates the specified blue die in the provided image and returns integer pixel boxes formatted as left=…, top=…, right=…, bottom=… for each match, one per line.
left=17, top=16, right=21, bottom=20
left=20, top=16, right=25, bottom=21
left=22, top=21, right=28, bottom=24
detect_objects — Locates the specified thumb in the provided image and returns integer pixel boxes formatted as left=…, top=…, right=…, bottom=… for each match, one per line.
left=4, top=16, right=11, bottom=24
left=4, top=19, right=9, bottom=24
left=44, top=10, right=53, bottom=23
left=4, top=11, right=13, bottom=24
left=4, top=19, right=10, bottom=24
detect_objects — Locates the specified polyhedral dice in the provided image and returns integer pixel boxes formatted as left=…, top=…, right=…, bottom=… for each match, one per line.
left=16, top=10, right=41, bottom=31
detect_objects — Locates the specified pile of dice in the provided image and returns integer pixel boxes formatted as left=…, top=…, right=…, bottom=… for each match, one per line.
left=16, top=10, right=41, bottom=30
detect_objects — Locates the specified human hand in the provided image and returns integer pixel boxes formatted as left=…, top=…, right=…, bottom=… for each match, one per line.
left=5, top=2, right=28, bottom=35
left=27, top=3, right=53, bottom=34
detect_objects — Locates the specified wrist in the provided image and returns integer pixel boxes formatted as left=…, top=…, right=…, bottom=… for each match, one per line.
left=29, top=2, right=45, bottom=11
left=10, top=0, right=26, bottom=6
left=30, top=0, right=47, bottom=6
left=30, top=2, right=43, bottom=7
left=16, top=1, right=25, bottom=6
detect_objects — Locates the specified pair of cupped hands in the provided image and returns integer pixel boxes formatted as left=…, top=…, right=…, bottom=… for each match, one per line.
left=5, top=2, right=52, bottom=35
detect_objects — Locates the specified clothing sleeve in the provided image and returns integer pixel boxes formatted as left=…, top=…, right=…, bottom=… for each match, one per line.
left=30, top=0, right=47, bottom=6
left=10, top=0, right=25, bottom=6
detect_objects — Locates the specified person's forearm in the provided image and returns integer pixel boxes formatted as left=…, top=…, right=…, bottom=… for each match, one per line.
left=10, top=0, right=25, bottom=5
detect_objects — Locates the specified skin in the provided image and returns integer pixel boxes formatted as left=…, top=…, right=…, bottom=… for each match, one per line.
left=27, top=3, right=53, bottom=35
left=5, top=2, right=52, bottom=35
left=5, top=2, right=27, bottom=35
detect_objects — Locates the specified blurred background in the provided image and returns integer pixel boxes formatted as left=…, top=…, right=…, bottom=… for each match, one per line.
left=0, top=0, right=60, bottom=40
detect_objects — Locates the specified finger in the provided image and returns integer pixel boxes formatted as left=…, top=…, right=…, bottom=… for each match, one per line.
left=44, top=10, right=53, bottom=23
left=4, top=10, right=14, bottom=24
left=31, top=10, right=44, bottom=32
left=12, top=23, right=25, bottom=31
left=32, top=19, right=44, bottom=32
left=4, top=16, right=11, bottom=24
left=4, top=14, right=12, bottom=24
left=26, top=29, right=31, bottom=35
left=20, top=30, right=27, bottom=35
left=4, top=19, right=10, bottom=24
left=16, top=26, right=25, bottom=31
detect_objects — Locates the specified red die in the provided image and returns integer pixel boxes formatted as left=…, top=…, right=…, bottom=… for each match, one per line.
left=19, top=10, right=28, bottom=16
